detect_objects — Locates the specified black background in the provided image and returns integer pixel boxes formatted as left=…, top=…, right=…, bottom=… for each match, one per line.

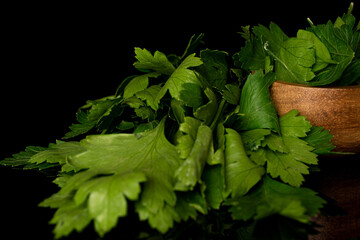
left=1, top=1, right=358, bottom=239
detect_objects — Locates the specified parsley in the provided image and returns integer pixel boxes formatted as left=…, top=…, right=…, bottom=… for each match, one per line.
left=1, top=14, right=343, bottom=239
left=235, top=2, right=359, bottom=86
left=226, top=175, right=326, bottom=223
left=41, top=119, right=181, bottom=237
left=233, top=71, right=279, bottom=132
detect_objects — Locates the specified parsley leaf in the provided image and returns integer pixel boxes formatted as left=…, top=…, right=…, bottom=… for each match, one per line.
left=224, top=128, right=265, bottom=198
left=226, top=175, right=326, bottom=222
left=233, top=71, right=279, bottom=132
left=174, top=117, right=213, bottom=191
left=302, top=126, right=335, bottom=154
left=234, top=27, right=267, bottom=70
left=133, top=48, right=175, bottom=75
left=156, top=53, right=203, bottom=108
left=306, top=20, right=355, bottom=86
left=29, top=141, right=86, bottom=172
left=248, top=110, right=318, bottom=187
left=0, top=145, right=56, bottom=170
left=63, top=96, right=123, bottom=139
left=48, top=202, right=92, bottom=239
left=270, top=38, right=316, bottom=83
left=123, top=72, right=161, bottom=99
left=39, top=119, right=188, bottom=237
left=236, top=5, right=359, bottom=86
left=63, top=110, right=97, bottom=139
left=193, top=88, right=218, bottom=126
left=263, top=136, right=315, bottom=187
left=241, top=129, right=271, bottom=151
left=297, top=29, right=337, bottom=72
left=279, top=109, right=312, bottom=137
left=74, top=171, right=147, bottom=236
left=197, top=49, right=228, bottom=90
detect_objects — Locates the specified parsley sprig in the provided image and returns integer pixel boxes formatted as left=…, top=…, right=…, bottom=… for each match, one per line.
left=234, top=2, right=359, bottom=86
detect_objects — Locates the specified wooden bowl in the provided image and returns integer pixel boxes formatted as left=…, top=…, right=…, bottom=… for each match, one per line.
left=270, top=81, right=360, bottom=153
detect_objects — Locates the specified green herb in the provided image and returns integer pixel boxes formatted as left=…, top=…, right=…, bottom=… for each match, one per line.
left=232, top=71, right=279, bottom=132
left=235, top=2, right=359, bottom=86
left=1, top=21, right=340, bottom=240
left=226, top=175, right=325, bottom=222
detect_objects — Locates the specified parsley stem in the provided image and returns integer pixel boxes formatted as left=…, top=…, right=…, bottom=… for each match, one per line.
left=210, top=99, right=227, bottom=130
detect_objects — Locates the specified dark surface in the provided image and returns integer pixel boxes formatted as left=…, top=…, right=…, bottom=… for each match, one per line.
left=1, top=1, right=358, bottom=239
left=308, top=154, right=360, bottom=240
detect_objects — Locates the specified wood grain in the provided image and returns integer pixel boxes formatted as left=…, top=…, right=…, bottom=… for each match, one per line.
left=270, top=81, right=360, bottom=153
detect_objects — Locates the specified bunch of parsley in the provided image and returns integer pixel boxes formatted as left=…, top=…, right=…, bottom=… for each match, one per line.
left=234, top=2, right=359, bottom=86
left=1, top=32, right=336, bottom=239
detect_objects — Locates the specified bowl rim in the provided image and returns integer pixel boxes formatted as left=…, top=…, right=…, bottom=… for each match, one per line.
left=273, top=80, right=360, bottom=90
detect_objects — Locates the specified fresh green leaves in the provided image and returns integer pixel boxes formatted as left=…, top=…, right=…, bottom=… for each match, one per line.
left=123, top=72, right=161, bottom=99
left=303, top=126, right=335, bottom=154
left=39, top=119, right=186, bottom=238
left=297, top=30, right=337, bottom=72
left=175, top=117, right=213, bottom=191
left=224, top=128, right=265, bottom=198
left=63, top=96, right=123, bottom=139
left=134, top=48, right=175, bottom=75
left=1, top=29, right=340, bottom=240
left=279, top=109, right=312, bottom=137
left=0, top=145, right=56, bottom=170
left=235, top=4, right=359, bottom=86
left=29, top=141, right=85, bottom=172
left=234, top=71, right=279, bottom=132
left=75, top=172, right=146, bottom=236
left=272, top=38, right=316, bottom=83
left=227, top=175, right=326, bottom=222
left=198, top=49, right=228, bottom=90
left=306, top=20, right=356, bottom=86
left=247, top=110, right=320, bottom=187
left=156, top=53, right=203, bottom=108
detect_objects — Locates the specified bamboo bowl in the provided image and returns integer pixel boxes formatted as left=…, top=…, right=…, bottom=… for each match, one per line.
left=270, top=81, right=360, bottom=153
